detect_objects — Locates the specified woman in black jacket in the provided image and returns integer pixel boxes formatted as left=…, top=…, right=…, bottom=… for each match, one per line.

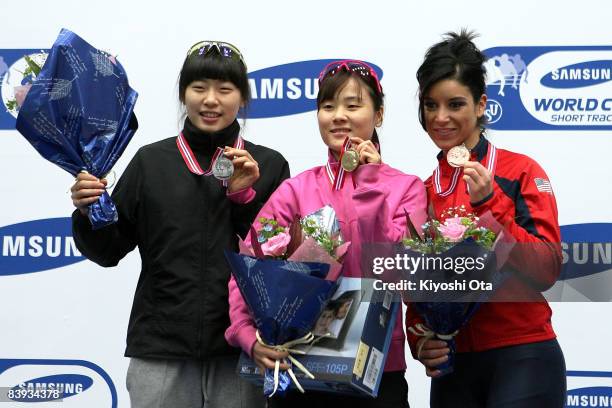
left=70, top=41, right=289, bottom=408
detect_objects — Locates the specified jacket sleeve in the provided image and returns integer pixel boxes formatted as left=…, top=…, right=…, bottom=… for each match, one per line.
left=470, top=158, right=561, bottom=290
left=71, top=151, right=142, bottom=267
left=230, top=154, right=290, bottom=239
left=352, top=165, right=427, bottom=243
left=405, top=302, right=425, bottom=359
left=225, top=177, right=299, bottom=355
left=226, top=274, right=259, bottom=357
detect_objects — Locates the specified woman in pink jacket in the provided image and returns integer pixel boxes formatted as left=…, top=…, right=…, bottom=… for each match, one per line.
left=225, top=60, right=426, bottom=407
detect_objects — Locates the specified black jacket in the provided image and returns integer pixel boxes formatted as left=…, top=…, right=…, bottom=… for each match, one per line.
left=72, top=119, right=289, bottom=359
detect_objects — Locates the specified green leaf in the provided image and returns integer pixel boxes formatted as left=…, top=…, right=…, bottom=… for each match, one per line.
left=5, top=99, right=18, bottom=111
left=24, top=55, right=42, bottom=76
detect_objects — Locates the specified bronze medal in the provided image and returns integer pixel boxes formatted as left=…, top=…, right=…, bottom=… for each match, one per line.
left=447, top=144, right=470, bottom=167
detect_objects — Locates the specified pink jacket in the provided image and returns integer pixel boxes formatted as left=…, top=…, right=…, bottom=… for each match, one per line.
left=225, top=159, right=426, bottom=372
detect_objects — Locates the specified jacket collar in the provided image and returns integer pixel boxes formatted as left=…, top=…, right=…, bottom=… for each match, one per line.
left=181, top=118, right=240, bottom=154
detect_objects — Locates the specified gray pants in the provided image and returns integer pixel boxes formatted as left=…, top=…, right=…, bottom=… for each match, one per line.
left=126, top=355, right=264, bottom=408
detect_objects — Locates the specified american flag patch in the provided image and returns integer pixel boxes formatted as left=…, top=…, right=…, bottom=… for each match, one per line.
left=534, top=178, right=553, bottom=193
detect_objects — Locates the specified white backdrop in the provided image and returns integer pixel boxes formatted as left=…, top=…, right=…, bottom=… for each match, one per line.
left=1, top=1, right=611, bottom=406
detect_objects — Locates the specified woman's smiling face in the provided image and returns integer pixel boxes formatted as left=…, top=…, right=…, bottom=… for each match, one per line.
left=317, top=77, right=382, bottom=154
left=423, top=78, right=486, bottom=151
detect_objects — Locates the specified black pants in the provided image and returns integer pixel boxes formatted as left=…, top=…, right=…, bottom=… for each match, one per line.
left=267, top=371, right=409, bottom=408
left=431, top=339, right=566, bottom=408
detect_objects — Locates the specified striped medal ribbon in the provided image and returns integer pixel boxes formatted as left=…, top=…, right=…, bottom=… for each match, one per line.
left=326, top=138, right=353, bottom=190
left=176, top=133, right=244, bottom=187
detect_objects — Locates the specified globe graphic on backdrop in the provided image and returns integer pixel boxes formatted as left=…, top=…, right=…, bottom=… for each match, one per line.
left=1, top=52, right=47, bottom=118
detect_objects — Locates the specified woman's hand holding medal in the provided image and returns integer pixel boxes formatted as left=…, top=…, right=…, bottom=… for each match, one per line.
left=341, top=136, right=381, bottom=172
left=462, top=161, right=493, bottom=203
left=351, top=136, right=381, bottom=165
left=223, top=146, right=260, bottom=193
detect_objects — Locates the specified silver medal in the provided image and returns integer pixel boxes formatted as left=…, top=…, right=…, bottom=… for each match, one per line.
left=212, top=155, right=234, bottom=180
left=447, top=144, right=470, bottom=167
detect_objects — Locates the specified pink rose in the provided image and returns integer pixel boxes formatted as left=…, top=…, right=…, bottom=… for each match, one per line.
left=260, top=232, right=291, bottom=257
left=438, top=218, right=468, bottom=242
left=14, top=84, right=32, bottom=108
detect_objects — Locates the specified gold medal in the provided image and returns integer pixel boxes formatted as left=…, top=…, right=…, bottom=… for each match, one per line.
left=447, top=144, right=470, bottom=167
left=341, top=149, right=359, bottom=172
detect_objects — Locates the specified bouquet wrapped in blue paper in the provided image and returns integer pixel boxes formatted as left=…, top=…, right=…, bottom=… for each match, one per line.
left=226, top=206, right=350, bottom=396
left=400, top=206, right=515, bottom=376
left=14, top=28, right=138, bottom=229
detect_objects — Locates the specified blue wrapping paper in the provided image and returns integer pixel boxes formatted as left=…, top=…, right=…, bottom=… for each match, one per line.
left=15, top=28, right=138, bottom=229
left=224, top=251, right=339, bottom=396
left=405, top=240, right=504, bottom=376
left=411, top=301, right=479, bottom=375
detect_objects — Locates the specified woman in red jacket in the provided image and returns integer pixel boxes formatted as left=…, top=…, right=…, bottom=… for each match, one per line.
left=406, top=30, right=566, bottom=407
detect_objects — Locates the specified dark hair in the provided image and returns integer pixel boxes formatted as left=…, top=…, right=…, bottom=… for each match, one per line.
left=334, top=291, right=355, bottom=304
left=317, top=69, right=384, bottom=148
left=416, top=29, right=487, bottom=131
left=178, top=46, right=250, bottom=106
left=323, top=302, right=339, bottom=313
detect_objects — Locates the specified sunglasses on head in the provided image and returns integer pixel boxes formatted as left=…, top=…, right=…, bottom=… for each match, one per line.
left=318, top=60, right=382, bottom=93
left=187, top=41, right=246, bottom=68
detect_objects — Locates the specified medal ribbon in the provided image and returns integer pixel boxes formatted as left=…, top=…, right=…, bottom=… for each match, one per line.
left=433, top=142, right=497, bottom=197
left=325, top=137, right=353, bottom=191
left=176, top=133, right=244, bottom=186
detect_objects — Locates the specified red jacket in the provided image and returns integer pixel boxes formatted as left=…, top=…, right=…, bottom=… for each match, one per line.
left=406, top=136, right=562, bottom=355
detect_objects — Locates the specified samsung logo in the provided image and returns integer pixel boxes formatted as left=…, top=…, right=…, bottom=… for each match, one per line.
left=563, top=243, right=611, bottom=265
left=243, top=59, right=383, bottom=118
left=567, top=387, right=612, bottom=407
left=542, top=61, right=612, bottom=88
left=11, top=374, right=92, bottom=402
left=249, top=77, right=318, bottom=100
left=560, top=223, right=612, bottom=279
left=553, top=68, right=610, bottom=80
left=2, top=235, right=80, bottom=257
left=0, top=218, right=84, bottom=276
left=0, top=358, right=117, bottom=407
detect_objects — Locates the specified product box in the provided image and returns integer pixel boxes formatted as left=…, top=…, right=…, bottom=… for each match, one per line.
left=237, top=277, right=399, bottom=397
